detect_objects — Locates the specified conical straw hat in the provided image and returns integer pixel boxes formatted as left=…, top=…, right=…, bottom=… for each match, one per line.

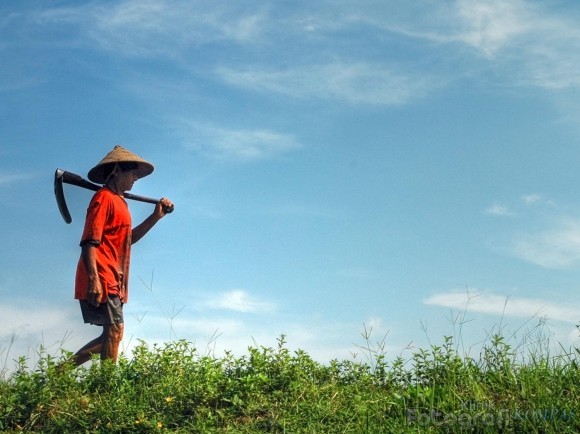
left=88, top=145, right=154, bottom=184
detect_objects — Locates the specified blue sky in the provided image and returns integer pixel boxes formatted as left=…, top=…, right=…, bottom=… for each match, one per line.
left=3, top=0, right=580, bottom=367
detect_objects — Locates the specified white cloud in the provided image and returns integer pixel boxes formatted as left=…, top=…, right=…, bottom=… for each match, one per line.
left=127, top=312, right=246, bottom=343
left=0, top=304, right=67, bottom=339
left=347, top=0, right=580, bottom=90
left=362, top=316, right=389, bottom=338
left=17, top=0, right=580, bottom=93
left=125, top=311, right=368, bottom=362
left=34, top=0, right=265, bottom=57
left=424, top=290, right=580, bottom=324
left=313, top=0, right=531, bottom=57
left=217, top=62, right=437, bottom=106
left=0, top=302, right=94, bottom=373
left=180, top=122, right=301, bottom=162
left=511, top=218, right=580, bottom=269
left=452, top=0, right=580, bottom=88
left=205, top=290, right=276, bottom=313
left=0, top=172, right=35, bottom=186
left=455, top=0, right=532, bottom=56
left=485, top=193, right=561, bottom=225
left=522, top=194, right=556, bottom=209
left=485, top=203, right=514, bottom=217
left=523, top=194, right=542, bottom=206
left=486, top=194, right=556, bottom=217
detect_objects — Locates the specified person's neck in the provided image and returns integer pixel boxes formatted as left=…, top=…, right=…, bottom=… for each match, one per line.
left=106, top=180, right=124, bottom=196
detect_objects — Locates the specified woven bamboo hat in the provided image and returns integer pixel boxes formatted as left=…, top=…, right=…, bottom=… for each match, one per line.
left=88, top=145, right=154, bottom=184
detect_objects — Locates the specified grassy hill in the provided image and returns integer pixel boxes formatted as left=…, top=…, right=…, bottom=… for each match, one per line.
left=1, top=332, right=579, bottom=433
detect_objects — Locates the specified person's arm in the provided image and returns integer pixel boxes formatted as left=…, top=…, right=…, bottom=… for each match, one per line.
left=132, top=198, right=173, bottom=244
left=81, top=243, right=104, bottom=307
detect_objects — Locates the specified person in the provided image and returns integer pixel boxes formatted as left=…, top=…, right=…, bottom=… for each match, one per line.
left=69, top=145, right=173, bottom=366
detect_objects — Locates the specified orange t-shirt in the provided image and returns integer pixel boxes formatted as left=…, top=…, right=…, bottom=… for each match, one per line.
left=75, top=187, right=132, bottom=303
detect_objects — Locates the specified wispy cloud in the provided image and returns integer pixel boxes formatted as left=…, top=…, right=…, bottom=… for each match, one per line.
left=19, top=0, right=580, bottom=110
left=25, top=2, right=445, bottom=105
left=523, top=194, right=542, bottom=206
left=14, top=0, right=580, bottom=93
left=217, top=62, right=438, bottom=106
left=455, top=0, right=533, bottom=57
left=33, top=0, right=265, bottom=57
left=511, top=218, right=580, bottom=269
left=484, top=195, right=577, bottom=268
left=485, top=194, right=554, bottom=217
left=0, top=302, right=84, bottom=373
left=445, top=0, right=580, bottom=89
left=179, top=122, right=301, bottom=162
left=346, top=0, right=580, bottom=90
left=485, top=203, right=514, bottom=217
left=143, top=314, right=247, bottom=340
left=0, top=304, right=63, bottom=339
left=127, top=310, right=365, bottom=362
left=204, top=290, right=276, bottom=313
left=0, top=172, right=35, bottom=186
left=521, top=194, right=556, bottom=209
left=424, top=290, right=580, bottom=324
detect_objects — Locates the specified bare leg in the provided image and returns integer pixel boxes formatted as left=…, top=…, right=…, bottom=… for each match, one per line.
left=71, top=333, right=105, bottom=366
left=70, top=323, right=124, bottom=366
left=100, top=323, right=124, bottom=362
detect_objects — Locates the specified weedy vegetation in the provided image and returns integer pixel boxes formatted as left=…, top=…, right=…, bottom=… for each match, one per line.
left=1, top=323, right=579, bottom=433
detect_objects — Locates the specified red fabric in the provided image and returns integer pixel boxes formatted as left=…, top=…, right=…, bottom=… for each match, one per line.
left=75, top=187, right=132, bottom=303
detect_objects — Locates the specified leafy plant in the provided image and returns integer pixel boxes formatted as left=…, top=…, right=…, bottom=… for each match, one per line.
left=1, top=327, right=579, bottom=433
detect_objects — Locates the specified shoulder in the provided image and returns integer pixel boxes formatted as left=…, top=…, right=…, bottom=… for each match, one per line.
left=95, top=187, right=114, bottom=198
left=86, top=188, right=118, bottom=215
left=90, top=187, right=118, bottom=204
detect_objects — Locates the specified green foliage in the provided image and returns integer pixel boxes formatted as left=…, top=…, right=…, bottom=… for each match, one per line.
left=1, top=332, right=579, bottom=433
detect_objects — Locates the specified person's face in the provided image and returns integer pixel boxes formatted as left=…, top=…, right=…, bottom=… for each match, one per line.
left=116, top=167, right=138, bottom=192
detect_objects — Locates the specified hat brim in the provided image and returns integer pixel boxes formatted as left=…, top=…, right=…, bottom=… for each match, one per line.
left=87, top=145, right=155, bottom=184
left=88, top=161, right=154, bottom=184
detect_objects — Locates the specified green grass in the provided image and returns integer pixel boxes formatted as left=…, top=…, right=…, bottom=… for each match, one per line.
left=1, top=331, right=579, bottom=433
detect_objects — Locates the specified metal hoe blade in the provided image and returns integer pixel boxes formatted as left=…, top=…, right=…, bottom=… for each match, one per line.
left=54, top=169, right=73, bottom=224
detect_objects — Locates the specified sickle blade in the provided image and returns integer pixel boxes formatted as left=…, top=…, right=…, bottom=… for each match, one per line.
left=54, top=169, right=72, bottom=224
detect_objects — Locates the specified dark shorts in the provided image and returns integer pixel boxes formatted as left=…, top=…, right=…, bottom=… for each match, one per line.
left=79, top=296, right=124, bottom=326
